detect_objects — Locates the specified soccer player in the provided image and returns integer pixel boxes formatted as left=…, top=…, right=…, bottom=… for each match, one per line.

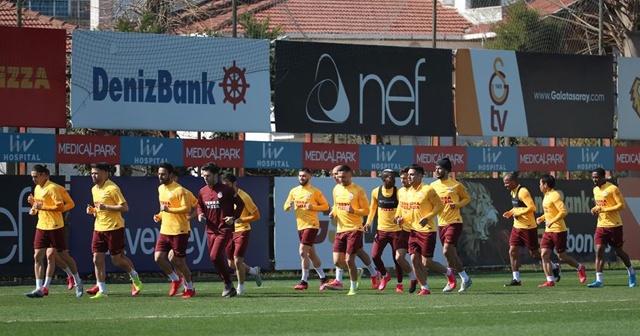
left=197, top=162, right=245, bottom=297
left=26, top=164, right=66, bottom=298
left=587, top=168, right=636, bottom=288
left=154, top=162, right=196, bottom=298
left=329, top=165, right=370, bottom=295
left=502, top=171, right=558, bottom=286
left=323, top=165, right=378, bottom=290
left=28, top=168, right=82, bottom=296
left=394, top=167, right=418, bottom=293
left=85, top=163, right=143, bottom=298
left=284, top=168, right=330, bottom=290
left=365, top=169, right=402, bottom=291
left=536, top=174, right=587, bottom=287
left=395, top=164, right=453, bottom=296
left=221, top=173, right=263, bottom=295
left=430, top=158, right=473, bottom=292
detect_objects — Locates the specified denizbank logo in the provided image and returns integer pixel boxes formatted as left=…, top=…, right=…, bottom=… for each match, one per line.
left=92, top=61, right=250, bottom=109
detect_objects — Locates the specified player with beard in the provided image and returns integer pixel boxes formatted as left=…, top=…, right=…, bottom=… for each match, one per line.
left=587, top=168, right=635, bottom=288
left=430, top=158, right=472, bottom=292
left=197, top=162, right=245, bottom=297
left=284, top=168, right=330, bottom=290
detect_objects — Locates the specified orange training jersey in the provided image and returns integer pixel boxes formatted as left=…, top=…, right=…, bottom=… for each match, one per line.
left=396, top=187, right=412, bottom=232
left=284, top=184, right=330, bottom=230
left=395, top=182, right=443, bottom=233
left=366, top=186, right=401, bottom=232
left=430, top=177, right=469, bottom=226
left=511, top=185, right=537, bottom=229
left=92, top=179, right=127, bottom=232
left=34, top=180, right=64, bottom=230
left=593, top=182, right=625, bottom=228
left=332, top=182, right=369, bottom=233
left=234, top=189, right=258, bottom=232
left=541, top=189, right=567, bottom=233
left=158, top=181, right=191, bottom=235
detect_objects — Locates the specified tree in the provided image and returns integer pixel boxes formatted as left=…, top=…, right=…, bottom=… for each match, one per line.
left=487, top=1, right=567, bottom=53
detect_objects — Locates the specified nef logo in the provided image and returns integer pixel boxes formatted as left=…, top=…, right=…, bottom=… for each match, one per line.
left=306, top=53, right=424, bottom=127
left=489, top=58, right=509, bottom=132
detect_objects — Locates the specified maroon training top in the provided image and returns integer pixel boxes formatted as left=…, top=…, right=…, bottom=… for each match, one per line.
left=197, top=183, right=245, bottom=234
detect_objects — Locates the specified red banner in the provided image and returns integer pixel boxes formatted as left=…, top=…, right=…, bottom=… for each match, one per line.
left=517, top=146, right=566, bottom=171
left=302, top=143, right=359, bottom=170
left=56, top=135, right=120, bottom=164
left=615, top=147, right=640, bottom=171
left=413, top=146, right=466, bottom=171
left=182, top=139, right=243, bottom=168
left=0, top=27, right=67, bottom=127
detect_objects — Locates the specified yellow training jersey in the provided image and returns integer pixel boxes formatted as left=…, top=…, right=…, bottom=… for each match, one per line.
left=366, top=186, right=401, bottom=232
left=158, top=181, right=191, bottom=235
left=51, top=182, right=75, bottom=213
left=396, top=187, right=412, bottom=232
left=510, top=185, right=537, bottom=229
left=284, top=184, right=330, bottom=230
left=593, top=182, right=625, bottom=228
left=234, top=189, right=259, bottom=232
left=33, top=180, right=64, bottom=230
left=541, top=189, right=568, bottom=233
left=92, top=179, right=127, bottom=232
left=395, top=182, right=443, bottom=233
left=430, top=177, right=469, bottom=225
left=332, top=182, right=369, bottom=233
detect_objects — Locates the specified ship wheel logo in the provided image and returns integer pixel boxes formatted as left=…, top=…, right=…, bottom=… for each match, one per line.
left=219, top=61, right=251, bottom=110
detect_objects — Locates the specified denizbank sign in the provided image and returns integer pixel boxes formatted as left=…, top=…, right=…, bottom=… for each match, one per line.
left=71, top=31, right=271, bottom=132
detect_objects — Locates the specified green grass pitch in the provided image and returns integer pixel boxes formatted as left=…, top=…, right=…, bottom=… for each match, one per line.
left=1, top=270, right=638, bottom=335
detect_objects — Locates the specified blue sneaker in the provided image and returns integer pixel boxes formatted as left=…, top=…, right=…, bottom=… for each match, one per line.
left=629, top=273, right=636, bottom=288
left=587, top=280, right=603, bottom=288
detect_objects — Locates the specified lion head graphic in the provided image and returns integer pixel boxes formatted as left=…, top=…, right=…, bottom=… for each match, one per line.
left=630, top=77, right=640, bottom=118
left=458, top=180, right=499, bottom=263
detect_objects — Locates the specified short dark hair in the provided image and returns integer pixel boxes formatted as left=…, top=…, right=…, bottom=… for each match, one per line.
left=32, top=164, right=47, bottom=173
left=201, top=162, right=220, bottom=174
left=337, top=165, right=352, bottom=173
left=399, top=166, right=410, bottom=175
left=158, top=162, right=175, bottom=175
left=503, top=171, right=519, bottom=181
left=91, top=162, right=112, bottom=173
left=592, top=167, right=606, bottom=177
left=222, top=172, right=237, bottom=183
left=409, top=164, right=424, bottom=176
left=540, top=174, right=556, bottom=189
left=299, top=168, right=312, bottom=174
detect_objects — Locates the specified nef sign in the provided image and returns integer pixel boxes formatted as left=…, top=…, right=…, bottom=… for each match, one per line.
left=275, top=41, right=454, bottom=136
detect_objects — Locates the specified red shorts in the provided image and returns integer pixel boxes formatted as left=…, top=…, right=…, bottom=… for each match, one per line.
left=34, top=227, right=66, bottom=250
left=225, top=230, right=251, bottom=258
left=333, top=231, right=363, bottom=255
left=509, top=227, right=540, bottom=250
left=408, top=230, right=437, bottom=258
left=92, top=228, right=126, bottom=255
left=438, top=223, right=463, bottom=246
left=155, top=233, right=189, bottom=258
left=298, top=228, right=319, bottom=246
left=395, top=230, right=410, bottom=250
left=372, top=230, right=401, bottom=259
left=540, top=231, right=568, bottom=253
left=595, top=226, right=624, bottom=247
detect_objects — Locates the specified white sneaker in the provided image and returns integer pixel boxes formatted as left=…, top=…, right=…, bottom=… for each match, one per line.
left=75, top=280, right=84, bottom=298
left=442, top=283, right=453, bottom=292
left=237, top=288, right=245, bottom=296
left=458, top=278, right=473, bottom=292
